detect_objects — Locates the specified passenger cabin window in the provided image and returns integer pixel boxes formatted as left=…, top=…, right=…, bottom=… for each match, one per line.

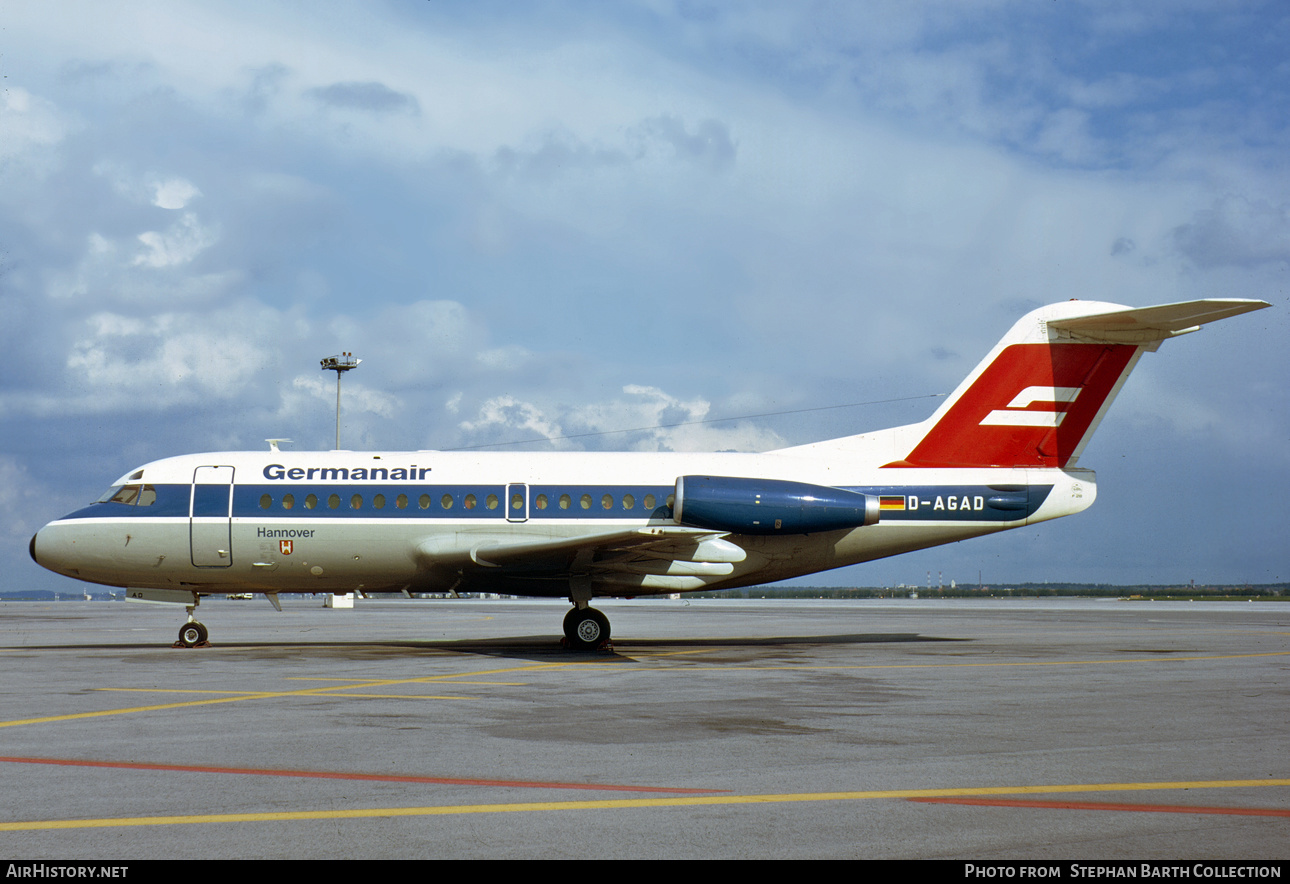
left=227, top=483, right=670, bottom=519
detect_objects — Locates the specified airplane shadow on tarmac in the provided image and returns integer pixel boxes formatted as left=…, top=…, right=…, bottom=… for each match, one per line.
left=4, top=632, right=968, bottom=663
left=200, top=631, right=967, bottom=663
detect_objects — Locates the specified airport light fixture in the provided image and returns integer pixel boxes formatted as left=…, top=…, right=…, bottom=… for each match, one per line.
left=320, top=353, right=361, bottom=450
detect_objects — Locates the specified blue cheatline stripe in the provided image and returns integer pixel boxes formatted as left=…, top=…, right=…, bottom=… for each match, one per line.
left=55, top=483, right=1052, bottom=523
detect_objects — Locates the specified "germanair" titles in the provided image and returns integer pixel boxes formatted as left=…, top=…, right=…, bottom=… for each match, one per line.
left=262, top=464, right=432, bottom=482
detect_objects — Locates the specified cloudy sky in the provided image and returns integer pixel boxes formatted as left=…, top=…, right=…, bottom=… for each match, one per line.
left=4, top=1, right=1287, bottom=592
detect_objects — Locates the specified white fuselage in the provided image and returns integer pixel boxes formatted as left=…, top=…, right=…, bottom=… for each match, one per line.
left=32, top=447, right=1094, bottom=598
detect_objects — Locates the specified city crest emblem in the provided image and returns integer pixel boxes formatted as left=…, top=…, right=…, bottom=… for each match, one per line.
left=280, top=539, right=293, bottom=555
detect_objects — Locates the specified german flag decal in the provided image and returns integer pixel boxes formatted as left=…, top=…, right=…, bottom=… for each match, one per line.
left=879, top=495, right=906, bottom=511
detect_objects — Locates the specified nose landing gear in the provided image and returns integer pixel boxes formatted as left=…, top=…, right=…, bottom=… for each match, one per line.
left=177, top=620, right=209, bottom=648
left=125, top=588, right=213, bottom=647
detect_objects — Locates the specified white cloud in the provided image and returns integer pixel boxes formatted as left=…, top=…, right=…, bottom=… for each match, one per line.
left=60, top=304, right=279, bottom=410
left=132, top=212, right=219, bottom=268
left=44, top=223, right=237, bottom=308
left=456, top=385, right=787, bottom=453
left=475, top=345, right=531, bottom=371
left=151, top=177, right=202, bottom=209
left=583, top=385, right=786, bottom=453
left=0, top=87, right=73, bottom=190
left=91, top=165, right=200, bottom=210
left=289, top=374, right=401, bottom=420
left=460, top=394, right=568, bottom=448
left=0, top=86, right=68, bottom=160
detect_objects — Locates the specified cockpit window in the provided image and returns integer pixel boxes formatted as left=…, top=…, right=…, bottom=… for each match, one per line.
left=97, top=484, right=157, bottom=506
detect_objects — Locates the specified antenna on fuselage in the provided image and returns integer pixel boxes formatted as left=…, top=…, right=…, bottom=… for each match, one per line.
left=319, top=353, right=361, bottom=450
left=266, top=439, right=293, bottom=452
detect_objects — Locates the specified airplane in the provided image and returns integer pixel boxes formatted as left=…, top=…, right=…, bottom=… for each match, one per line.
left=30, top=297, right=1269, bottom=650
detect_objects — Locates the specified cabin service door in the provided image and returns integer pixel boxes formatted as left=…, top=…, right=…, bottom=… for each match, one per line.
left=191, top=466, right=234, bottom=567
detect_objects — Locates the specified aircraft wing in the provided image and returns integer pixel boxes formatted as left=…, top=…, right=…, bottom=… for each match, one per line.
left=416, top=526, right=743, bottom=570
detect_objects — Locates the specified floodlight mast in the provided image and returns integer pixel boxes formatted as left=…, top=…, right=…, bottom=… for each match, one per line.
left=320, top=353, right=360, bottom=450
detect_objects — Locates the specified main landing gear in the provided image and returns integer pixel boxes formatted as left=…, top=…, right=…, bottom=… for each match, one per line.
left=563, top=572, right=611, bottom=651
left=562, top=606, right=611, bottom=652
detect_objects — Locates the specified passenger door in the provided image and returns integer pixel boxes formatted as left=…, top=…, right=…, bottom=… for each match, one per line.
left=191, top=465, right=234, bottom=567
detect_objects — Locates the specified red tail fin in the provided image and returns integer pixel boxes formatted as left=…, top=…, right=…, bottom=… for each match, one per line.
left=885, top=299, right=1269, bottom=470
left=893, top=342, right=1137, bottom=468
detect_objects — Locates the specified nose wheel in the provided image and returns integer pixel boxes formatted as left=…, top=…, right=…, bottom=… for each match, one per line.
left=563, top=606, right=610, bottom=651
left=176, top=621, right=209, bottom=648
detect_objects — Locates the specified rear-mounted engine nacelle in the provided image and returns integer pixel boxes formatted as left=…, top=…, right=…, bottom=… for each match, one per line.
left=673, top=476, right=879, bottom=535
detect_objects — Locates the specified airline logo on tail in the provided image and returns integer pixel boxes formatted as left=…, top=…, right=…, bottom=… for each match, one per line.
left=891, top=343, right=1138, bottom=469
left=980, top=386, right=1082, bottom=427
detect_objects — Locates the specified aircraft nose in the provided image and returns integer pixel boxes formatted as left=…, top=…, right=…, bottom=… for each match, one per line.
left=29, top=523, right=77, bottom=577
left=30, top=526, right=55, bottom=571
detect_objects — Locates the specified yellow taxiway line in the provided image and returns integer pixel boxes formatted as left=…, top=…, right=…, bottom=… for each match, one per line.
left=2, top=778, right=1287, bottom=832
